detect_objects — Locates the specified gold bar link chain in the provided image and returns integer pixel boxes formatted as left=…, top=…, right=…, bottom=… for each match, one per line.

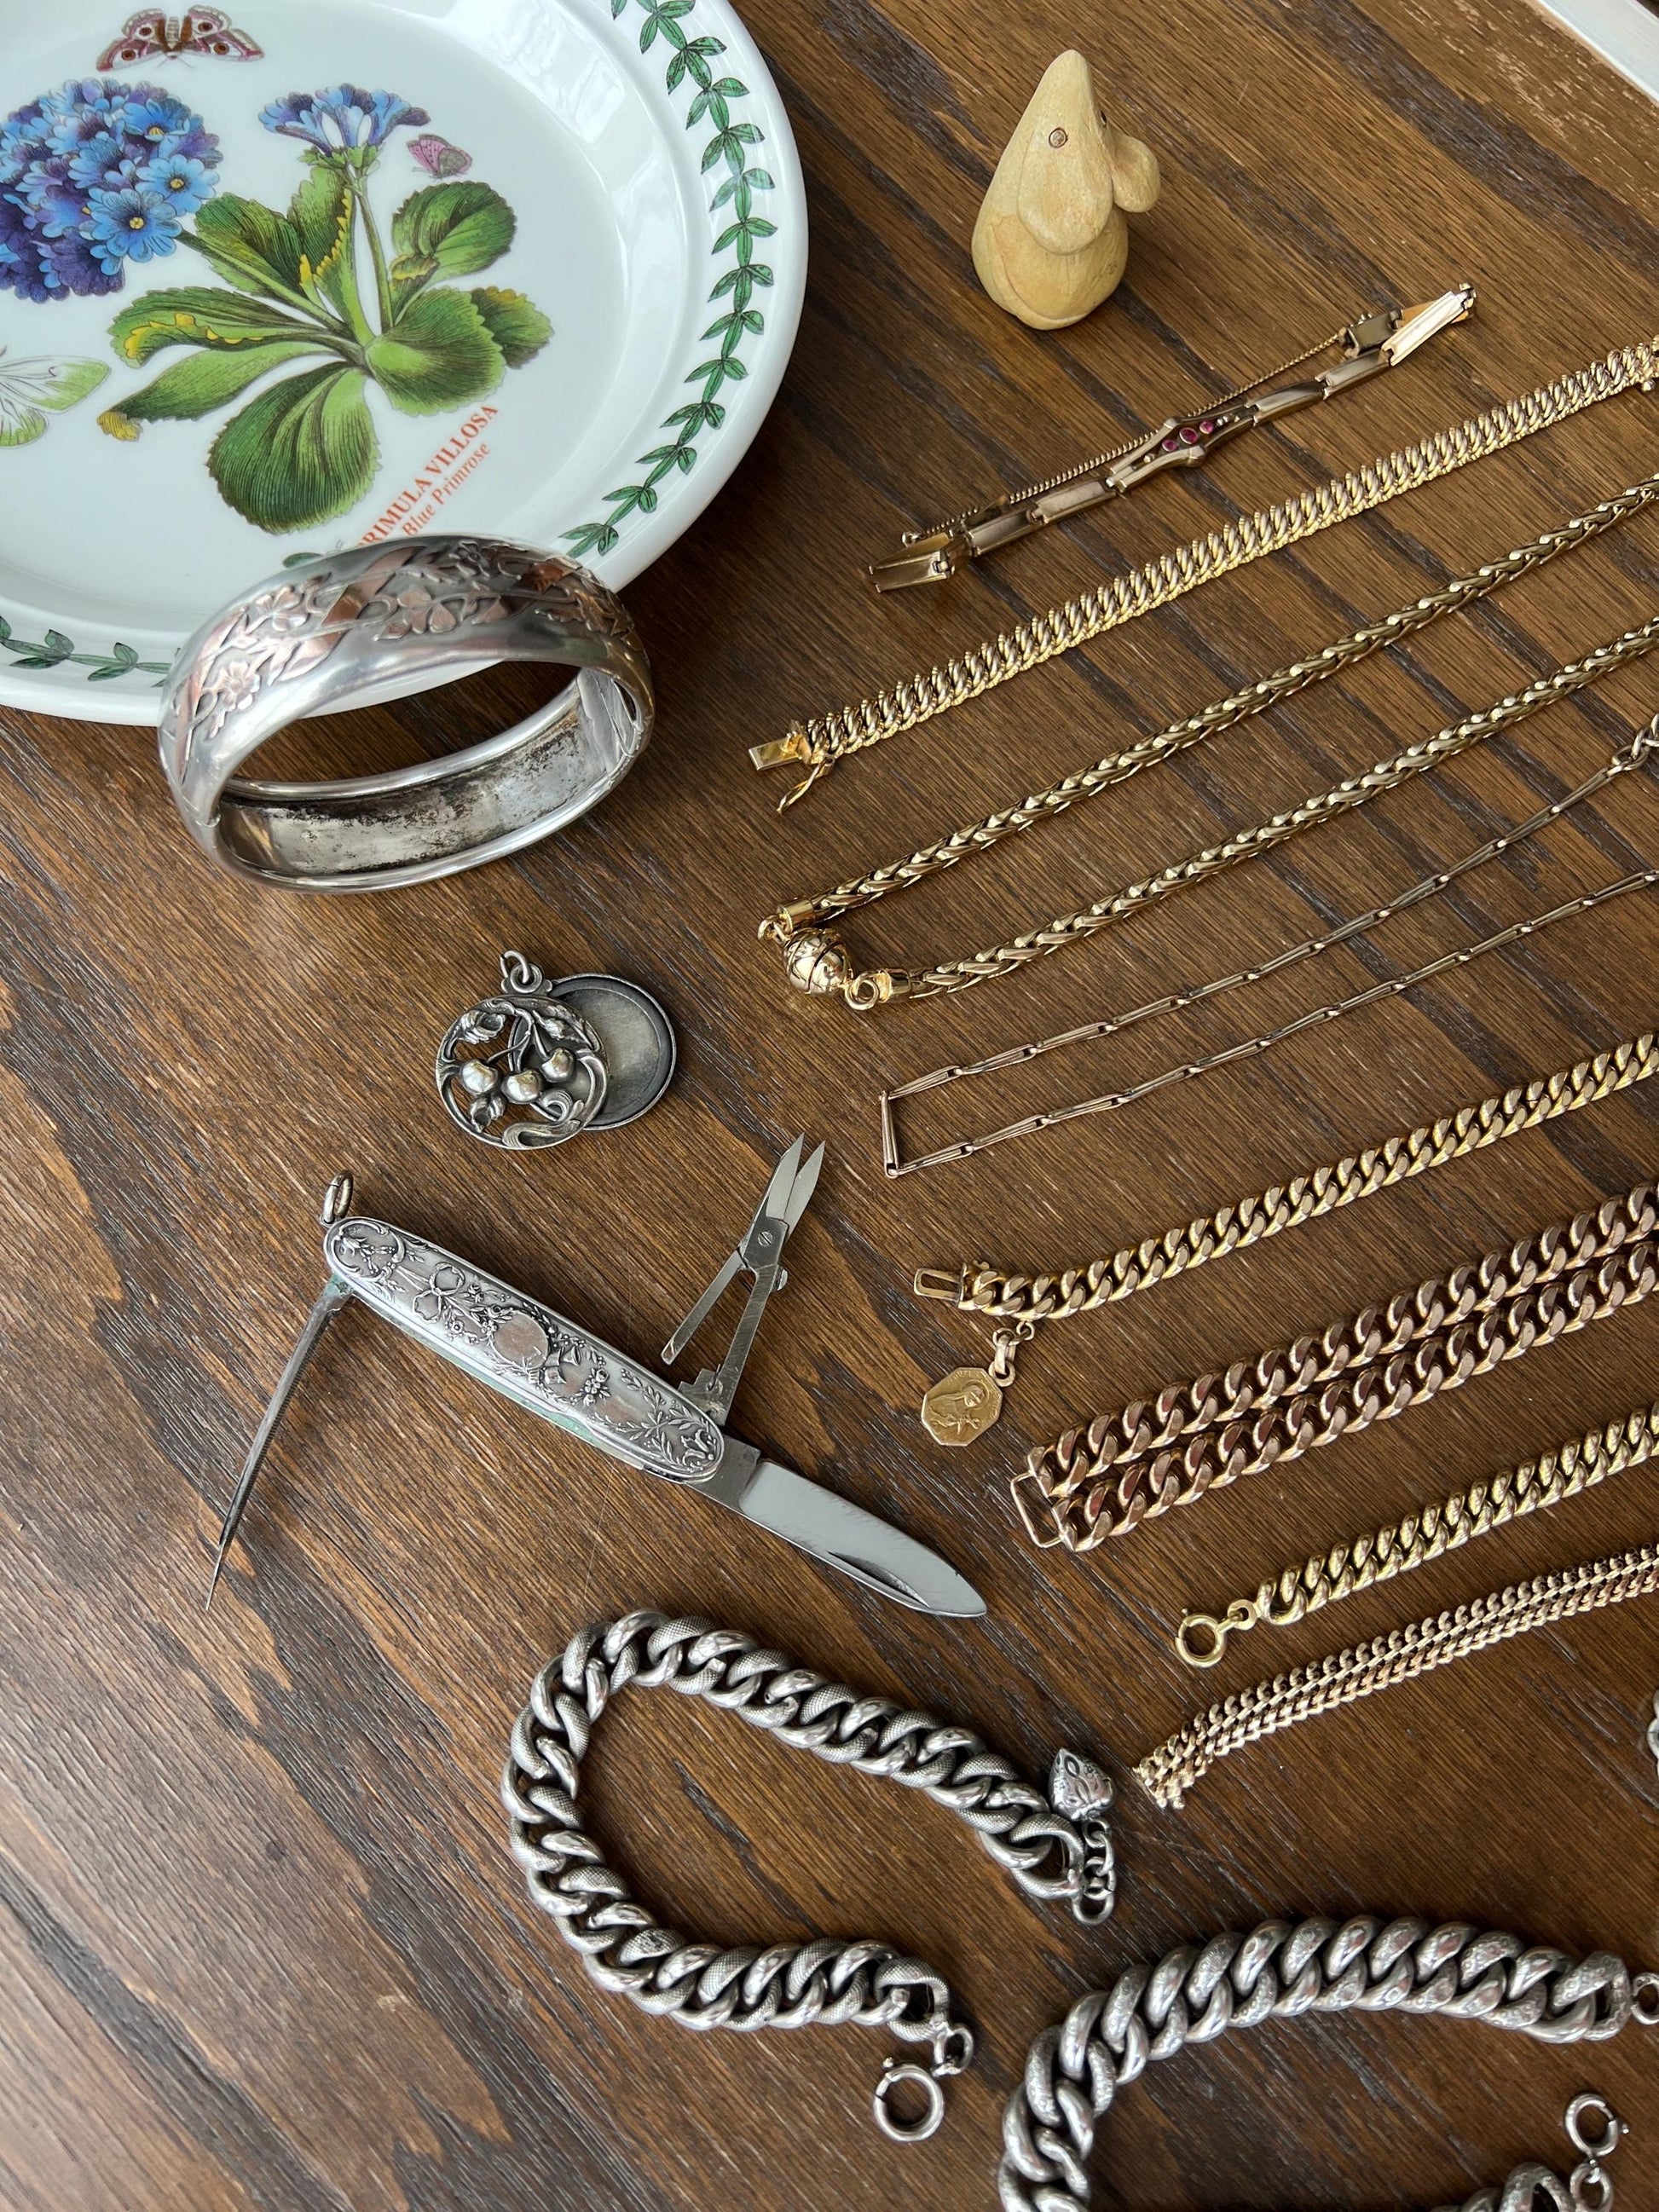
left=754, top=337, right=1659, bottom=806
left=1175, top=1401, right=1659, bottom=1666
left=883, top=864, right=1659, bottom=1176
left=1136, top=1539, right=1659, bottom=1809
left=902, top=324, right=1350, bottom=549
left=761, top=472, right=1659, bottom=1004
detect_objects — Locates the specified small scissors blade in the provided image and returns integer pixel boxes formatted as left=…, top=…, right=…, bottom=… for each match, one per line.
left=739, top=1133, right=807, bottom=1259
left=661, top=1247, right=743, bottom=1366
left=663, top=1137, right=824, bottom=1423
left=778, top=1139, right=824, bottom=1238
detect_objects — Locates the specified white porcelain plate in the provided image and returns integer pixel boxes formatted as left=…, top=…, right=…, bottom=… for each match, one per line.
left=0, top=0, right=806, bottom=721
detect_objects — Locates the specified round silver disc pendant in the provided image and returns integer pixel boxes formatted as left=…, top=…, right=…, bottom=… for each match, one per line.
left=436, top=955, right=674, bottom=1151
left=551, top=974, right=676, bottom=1130
left=436, top=952, right=609, bottom=1152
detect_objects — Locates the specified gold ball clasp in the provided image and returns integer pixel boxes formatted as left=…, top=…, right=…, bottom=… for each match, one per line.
left=783, top=929, right=851, bottom=997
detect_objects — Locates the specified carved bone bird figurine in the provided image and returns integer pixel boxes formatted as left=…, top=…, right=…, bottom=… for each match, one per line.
left=972, top=50, right=1160, bottom=329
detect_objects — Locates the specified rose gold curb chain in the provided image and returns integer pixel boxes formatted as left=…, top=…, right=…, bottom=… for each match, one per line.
left=1015, top=1182, right=1659, bottom=1550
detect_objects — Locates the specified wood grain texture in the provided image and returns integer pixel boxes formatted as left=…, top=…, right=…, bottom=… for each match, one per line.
left=3, top=1, right=1658, bottom=2207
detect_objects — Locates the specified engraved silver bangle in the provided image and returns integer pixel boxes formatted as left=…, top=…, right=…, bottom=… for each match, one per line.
left=157, top=536, right=654, bottom=892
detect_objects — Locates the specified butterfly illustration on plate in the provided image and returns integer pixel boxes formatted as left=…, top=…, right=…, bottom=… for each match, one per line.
left=0, top=350, right=110, bottom=448
left=409, top=133, right=472, bottom=177
left=96, top=8, right=262, bottom=67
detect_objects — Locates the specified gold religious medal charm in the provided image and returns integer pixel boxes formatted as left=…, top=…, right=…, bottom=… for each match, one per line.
left=919, top=1323, right=1033, bottom=1447
left=922, top=1366, right=1003, bottom=1447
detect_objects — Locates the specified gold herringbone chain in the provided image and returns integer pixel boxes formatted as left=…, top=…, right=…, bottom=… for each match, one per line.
left=758, top=338, right=1659, bottom=808
left=1136, top=1539, right=1659, bottom=1809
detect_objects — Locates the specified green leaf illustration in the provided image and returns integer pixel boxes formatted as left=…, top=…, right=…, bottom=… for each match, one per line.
left=0, top=356, right=108, bottom=447
left=288, top=165, right=354, bottom=309
left=365, top=286, right=504, bottom=413
left=109, top=287, right=330, bottom=366
left=468, top=286, right=552, bottom=368
left=184, top=193, right=309, bottom=300
left=389, top=182, right=515, bottom=295
left=210, top=366, right=379, bottom=532
left=563, top=3, right=773, bottom=557
left=100, top=340, right=327, bottom=431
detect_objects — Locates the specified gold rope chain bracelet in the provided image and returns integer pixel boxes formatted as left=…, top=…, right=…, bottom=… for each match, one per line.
left=1176, top=1400, right=1659, bottom=1666
left=754, top=334, right=1659, bottom=808
left=762, top=471, right=1659, bottom=1012
left=910, top=1027, right=1659, bottom=1444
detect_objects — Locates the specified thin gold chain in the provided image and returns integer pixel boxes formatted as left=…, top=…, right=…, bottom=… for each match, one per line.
left=755, top=338, right=1659, bottom=806
left=1136, top=1539, right=1659, bottom=1809
left=760, top=482, right=1659, bottom=1010
left=921, top=1026, right=1659, bottom=1320
left=1174, top=1402, right=1659, bottom=1667
left=894, top=626, right=1659, bottom=1004
left=886, top=871, right=1659, bottom=1177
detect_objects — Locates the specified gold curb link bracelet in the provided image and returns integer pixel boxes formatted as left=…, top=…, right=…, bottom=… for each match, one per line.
left=1176, top=1400, right=1659, bottom=1666
left=910, top=1027, right=1659, bottom=1441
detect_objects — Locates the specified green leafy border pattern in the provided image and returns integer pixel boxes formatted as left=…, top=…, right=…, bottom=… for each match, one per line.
left=0, top=616, right=170, bottom=684
left=562, top=0, right=775, bottom=559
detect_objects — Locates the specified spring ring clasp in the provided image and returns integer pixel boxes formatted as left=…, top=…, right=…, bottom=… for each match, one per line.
left=872, top=2021, right=974, bottom=2145
left=1176, top=1598, right=1259, bottom=1667
left=1564, top=2091, right=1628, bottom=2212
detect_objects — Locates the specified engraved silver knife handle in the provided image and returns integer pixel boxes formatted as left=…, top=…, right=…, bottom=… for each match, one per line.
left=323, top=1217, right=726, bottom=1485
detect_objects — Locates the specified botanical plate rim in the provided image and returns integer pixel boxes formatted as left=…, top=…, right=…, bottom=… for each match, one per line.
left=0, top=0, right=807, bottom=725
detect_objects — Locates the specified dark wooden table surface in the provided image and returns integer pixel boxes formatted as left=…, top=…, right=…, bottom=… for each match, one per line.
left=5, top=0, right=1659, bottom=2206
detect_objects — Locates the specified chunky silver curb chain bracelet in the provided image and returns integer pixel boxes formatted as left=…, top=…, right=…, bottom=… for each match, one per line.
left=502, top=1610, right=1115, bottom=2143
left=998, top=1916, right=1659, bottom=2210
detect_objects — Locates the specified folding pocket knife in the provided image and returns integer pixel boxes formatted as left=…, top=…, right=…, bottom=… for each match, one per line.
left=208, top=1149, right=984, bottom=1619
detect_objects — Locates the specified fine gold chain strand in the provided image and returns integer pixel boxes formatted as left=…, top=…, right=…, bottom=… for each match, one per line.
left=791, top=615, right=1659, bottom=1012
left=1175, top=1401, right=1659, bottom=1667
left=916, top=1026, right=1659, bottom=1321
left=884, top=728, right=1652, bottom=1185
left=754, top=337, right=1659, bottom=804
left=1135, top=1539, right=1659, bottom=1809
left=760, top=472, right=1659, bottom=1000
left=882, top=868, right=1659, bottom=1175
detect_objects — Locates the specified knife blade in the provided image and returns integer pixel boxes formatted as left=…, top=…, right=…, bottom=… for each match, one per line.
left=695, top=1439, right=986, bottom=1616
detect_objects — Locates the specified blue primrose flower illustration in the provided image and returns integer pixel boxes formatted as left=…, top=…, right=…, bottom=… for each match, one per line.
left=86, top=184, right=182, bottom=268
left=139, top=151, right=217, bottom=214
left=0, top=78, right=219, bottom=299
left=259, top=84, right=430, bottom=158
left=96, top=84, right=551, bottom=534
